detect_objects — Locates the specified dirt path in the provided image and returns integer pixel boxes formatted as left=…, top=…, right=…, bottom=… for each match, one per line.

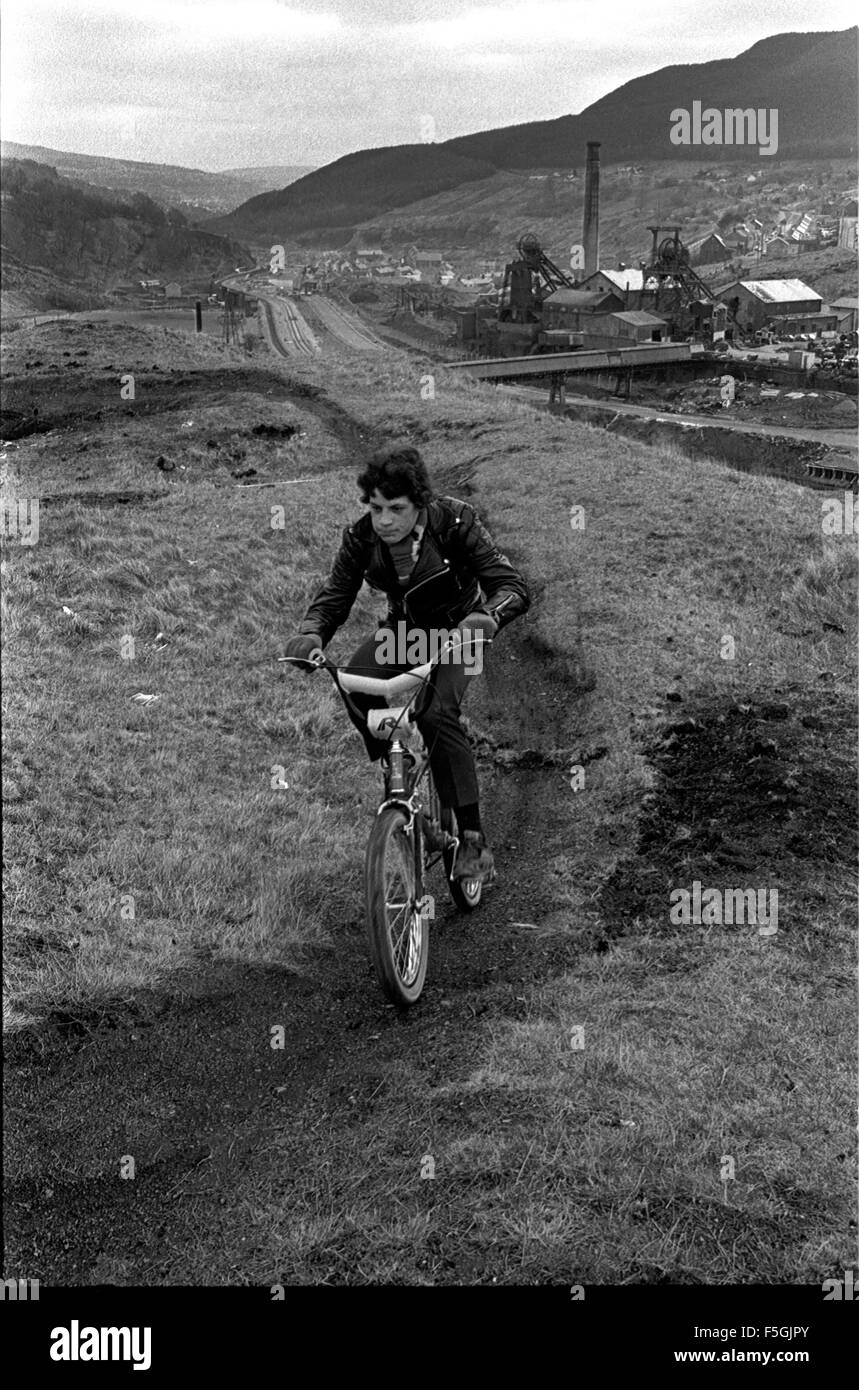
left=3, top=343, right=584, bottom=1284
left=5, top=323, right=854, bottom=1290
left=5, top=613, right=581, bottom=1285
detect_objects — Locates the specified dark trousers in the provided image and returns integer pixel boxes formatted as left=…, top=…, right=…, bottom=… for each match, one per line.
left=338, top=627, right=479, bottom=808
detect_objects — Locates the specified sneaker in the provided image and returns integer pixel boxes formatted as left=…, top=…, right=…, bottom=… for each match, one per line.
left=452, top=830, right=495, bottom=881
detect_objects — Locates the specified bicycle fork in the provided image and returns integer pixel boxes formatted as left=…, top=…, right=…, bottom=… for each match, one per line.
left=382, top=738, right=461, bottom=897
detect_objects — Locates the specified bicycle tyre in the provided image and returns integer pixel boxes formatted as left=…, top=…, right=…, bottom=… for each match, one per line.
left=365, top=805, right=429, bottom=1006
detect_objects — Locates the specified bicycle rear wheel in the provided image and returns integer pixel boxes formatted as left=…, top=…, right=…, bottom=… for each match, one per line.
left=365, top=806, right=429, bottom=1006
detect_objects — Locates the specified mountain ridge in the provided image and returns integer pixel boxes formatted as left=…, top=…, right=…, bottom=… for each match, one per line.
left=0, top=142, right=313, bottom=218
left=211, top=26, right=858, bottom=243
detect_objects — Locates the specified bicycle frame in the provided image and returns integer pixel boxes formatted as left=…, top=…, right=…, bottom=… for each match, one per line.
left=279, top=632, right=488, bottom=870
left=280, top=630, right=494, bottom=1001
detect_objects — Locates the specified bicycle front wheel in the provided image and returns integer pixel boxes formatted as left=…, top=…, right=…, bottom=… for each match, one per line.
left=365, top=806, right=429, bottom=1006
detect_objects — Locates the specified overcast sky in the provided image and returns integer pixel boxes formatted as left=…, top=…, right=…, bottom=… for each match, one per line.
left=2, top=0, right=855, bottom=171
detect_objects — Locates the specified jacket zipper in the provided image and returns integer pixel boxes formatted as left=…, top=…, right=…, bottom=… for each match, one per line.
left=402, top=561, right=452, bottom=624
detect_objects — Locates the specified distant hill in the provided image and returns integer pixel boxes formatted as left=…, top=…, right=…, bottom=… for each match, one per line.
left=208, top=144, right=498, bottom=243
left=1, top=159, right=252, bottom=315
left=219, top=164, right=316, bottom=186
left=213, top=27, right=857, bottom=244
left=0, top=142, right=313, bottom=219
left=337, top=157, right=857, bottom=297
left=445, top=28, right=857, bottom=167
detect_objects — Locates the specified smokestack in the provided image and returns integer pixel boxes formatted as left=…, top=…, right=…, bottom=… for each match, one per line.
left=583, top=141, right=601, bottom=280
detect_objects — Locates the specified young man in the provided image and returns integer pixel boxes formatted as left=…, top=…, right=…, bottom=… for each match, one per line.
left=283, top=444, right=530, bottom=881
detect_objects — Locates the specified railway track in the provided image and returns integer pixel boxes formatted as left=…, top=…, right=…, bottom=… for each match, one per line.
left=307, top=295, right=383, bottom=351
left=259, top=296, right=318, bottom=357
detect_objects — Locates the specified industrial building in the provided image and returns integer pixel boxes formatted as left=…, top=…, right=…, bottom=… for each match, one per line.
left=684, top=231, right=731, bottom=266
left=717, top=279, right=823, bottom=333
left=769, top=309, right=839, bottom=336
left=575, top=310, right=667, bottom=348
left=582, top=267, right=645, bottom=300
left=542, top=288, right=623, bottom=330
left=830, top=297, right=858, bottom=335
left=455, top=144, right=747, bottom=358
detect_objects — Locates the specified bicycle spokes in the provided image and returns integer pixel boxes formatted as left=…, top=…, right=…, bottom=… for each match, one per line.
left=384, top=830, right=421, bottom=986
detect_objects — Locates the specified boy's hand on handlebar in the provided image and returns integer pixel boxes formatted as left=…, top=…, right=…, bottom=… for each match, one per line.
left=282, top=632, right=323, bottom=671
left=456, top=611, right=497, bottom=662
left=458, top=611, right=498, bottom=639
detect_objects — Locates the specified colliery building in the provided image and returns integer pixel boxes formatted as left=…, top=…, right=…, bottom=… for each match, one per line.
left=717, top=279, right=823, bottom=333
left=587, top=309, right=668, bottom=346
left=684, top=231, right=731, bottom=267
left=542, top=291, right=667, bottom=348
left=581, top=267, right=645, bottom=302
left=542, top=288, right=623, bottom=330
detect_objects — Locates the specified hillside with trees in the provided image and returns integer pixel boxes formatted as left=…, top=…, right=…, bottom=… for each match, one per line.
left=1, top=159, right=252, bottom=314
left=0, top=142, right=312, bottom=219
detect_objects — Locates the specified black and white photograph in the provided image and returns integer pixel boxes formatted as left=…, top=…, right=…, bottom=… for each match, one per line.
left=1, top=0, right=857, bottom=1364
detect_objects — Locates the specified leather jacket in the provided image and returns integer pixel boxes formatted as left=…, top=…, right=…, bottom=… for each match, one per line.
left=298, top=495, right=530, bottom=647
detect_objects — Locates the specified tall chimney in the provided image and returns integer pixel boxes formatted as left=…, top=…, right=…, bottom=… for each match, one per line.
left=583, top=141, right=601, bottom=280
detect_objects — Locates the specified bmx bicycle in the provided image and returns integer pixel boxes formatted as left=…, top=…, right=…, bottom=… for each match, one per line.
left=280, top=633, right=490, bottom=1007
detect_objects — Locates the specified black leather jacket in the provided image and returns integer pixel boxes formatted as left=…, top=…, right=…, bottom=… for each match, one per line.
left=298, top=495, right=530, bottom=647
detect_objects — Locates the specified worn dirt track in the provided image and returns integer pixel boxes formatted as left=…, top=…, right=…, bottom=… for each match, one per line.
left=5, top=624, right=582, bottom=1285
left=3, top=352, right=586, bottom=1285
left=5, top=321, right=855, bottom=1290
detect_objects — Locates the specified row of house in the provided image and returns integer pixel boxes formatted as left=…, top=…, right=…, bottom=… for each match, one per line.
left=668, top=196, right=859, bottom=271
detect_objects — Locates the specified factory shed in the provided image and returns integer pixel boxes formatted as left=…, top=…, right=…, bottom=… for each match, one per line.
left=768, top=310, right=838, bottom=336
left=582, top=309, right=667, bottom=347
left=582, top=268, right=645, bottom=294
left=829, top=297, right=858, bottom=334
left=717, top=279, right=822, bottom=332
left=542, top=287, right=622, bottom=329
left=685, top=232, right=731, bottom=266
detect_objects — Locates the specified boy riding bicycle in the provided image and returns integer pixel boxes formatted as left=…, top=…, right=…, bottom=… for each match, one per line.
left=283, top=444, right=530, bottom=882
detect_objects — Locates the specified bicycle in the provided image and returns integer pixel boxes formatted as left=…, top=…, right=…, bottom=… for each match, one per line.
left=280, top=634, right=488, bottom=1007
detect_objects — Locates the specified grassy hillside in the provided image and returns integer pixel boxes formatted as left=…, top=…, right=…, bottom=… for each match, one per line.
left=345, top=160, right=858, bottom=288
left=0, top=142, right=312, bottom=219
left=211, top=144, right=498, bottom=242
left=2, top=316, right=855, bottom=1283
left=214, top=28, right=857, bottom=245
left=447, top=28, right=858, bottom=167
left=0, top=159, right=252, bottom=315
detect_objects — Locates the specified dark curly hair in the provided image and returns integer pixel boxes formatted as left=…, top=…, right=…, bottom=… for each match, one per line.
left=357, top=444, right=434, bottom=508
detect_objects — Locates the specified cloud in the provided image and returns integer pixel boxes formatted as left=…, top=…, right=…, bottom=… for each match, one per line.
left=11, top=0, right=346, bottom=45
left=3, top=0, right=856, bottom=168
